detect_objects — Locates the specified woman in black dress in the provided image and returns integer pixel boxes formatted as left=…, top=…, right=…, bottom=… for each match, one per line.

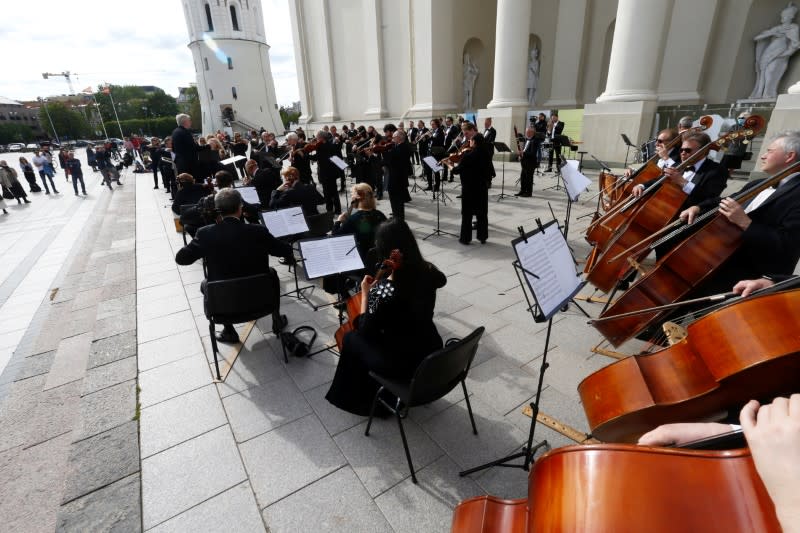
left=326, top=218, right=447, bottom=415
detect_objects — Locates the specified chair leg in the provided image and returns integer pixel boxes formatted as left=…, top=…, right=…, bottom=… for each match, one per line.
left=209, top=320, right=222, bottom=381
left=462, top=380, right=478, bottom=435
left=395, top=409, right=417, bottom=484
left=364, top=386, right=384, bottom=436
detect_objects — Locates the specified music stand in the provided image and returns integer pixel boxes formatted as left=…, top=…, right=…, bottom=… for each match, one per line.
left=460, top=219, right=586, bottom=477
left=621, top=133, right=638, bottom=168
left=261, top=208, right=313, bottom=306
left=422, top=157, right=458, bottom=241
left=493, top=142, right=512, bottom=201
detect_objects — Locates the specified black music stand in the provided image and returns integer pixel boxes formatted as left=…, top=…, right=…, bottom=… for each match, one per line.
left=621, top=133, right=637, bottom=168
left=460, top=220, right=586, bottom=477
left=422, top=158, right=458, bottom=241
left=493, top=142, right=512, bottom=201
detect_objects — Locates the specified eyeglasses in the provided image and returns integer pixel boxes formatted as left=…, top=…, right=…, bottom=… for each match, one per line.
left=655, top=138, right=668, bottom=144
left=679, top=148, right=694, bottom=154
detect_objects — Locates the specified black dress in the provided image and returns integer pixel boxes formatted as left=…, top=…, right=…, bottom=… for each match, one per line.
left=325, top=263, right=447, bottom=415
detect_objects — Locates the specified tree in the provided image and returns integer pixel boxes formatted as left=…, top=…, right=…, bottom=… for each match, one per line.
left=184, top=86, right=201, bottom=129
left=38, top=102, right=91, bottom=141
left=0, top=124, right=33, bottom=144
left=145, top=88, right=179, bottom=118
left=92, top=85, right=178, bottom=124
left=279, top=106, right=300, bottom=130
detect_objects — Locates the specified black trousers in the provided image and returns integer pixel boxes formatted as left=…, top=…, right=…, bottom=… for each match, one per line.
left=519, top=159, right=535, bottom=195
left=321, top=177, right=342, bottom=214
left=460, top=188, right=488, bottom=243
left=548, top=143, right=563, bottom=169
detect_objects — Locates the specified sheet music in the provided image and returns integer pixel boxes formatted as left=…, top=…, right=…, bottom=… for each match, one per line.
left=261, top=207, right=309, bottom=237
left=330, top=155, right=348, bottom=170
left=237, top=186, right=261, bottom=205
left=513, top=222, right=583, bottom=320
left=299, top=235, right=364, bottom=279
left=423, top=156, right=443, bottom=173
left=560, top=160, right=592, bottom=202
left=221, top=155, right=247, bottom=166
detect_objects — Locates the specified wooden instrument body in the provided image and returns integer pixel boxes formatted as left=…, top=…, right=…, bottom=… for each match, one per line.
left=593, top=214, right=743, bottom=345
left=581, top=289, right=800, bottom=442
left=586, top=180, right=688, bottom=292
left=452, top=444, right=780, bottom=533
left=334, top=293, right=362, bottom=350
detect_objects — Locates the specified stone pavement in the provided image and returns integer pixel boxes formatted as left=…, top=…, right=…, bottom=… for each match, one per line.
left=0, top=153, right=755, bottom=532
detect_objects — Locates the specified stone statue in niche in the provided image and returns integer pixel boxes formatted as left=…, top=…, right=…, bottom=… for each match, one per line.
left=527, top=46, right=540, bottom=106
left=463, top=53, right=479, bottom=110
left=750, top=2, right=800, bottom=99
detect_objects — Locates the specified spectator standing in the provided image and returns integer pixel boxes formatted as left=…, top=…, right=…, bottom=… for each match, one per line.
left=32, top=151, right=58, bottom=194
left=0, top=161, right=31, bottom=204
left=64, top=152, right=87, bottom=196
left=18, top=157, right=41, bottom=192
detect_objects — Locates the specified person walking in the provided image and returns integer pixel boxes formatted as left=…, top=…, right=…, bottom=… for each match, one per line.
left=32, top=150, right=58, bottom=194
left=0, top=161, right=31, bottom=204
left=18, top=157, right=42, bottom=192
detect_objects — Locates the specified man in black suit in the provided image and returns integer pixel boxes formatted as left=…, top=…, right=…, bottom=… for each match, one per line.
left=515, top=127, right=537, bottom=197
left=312, top=131, right=342, bottom=214
left=244, top=159, right=281, bottom=205
left=450, top=130, right=491, bottom=244
left=171, top=114, right=201, bottom=177
left=269, top=166, right=321, bottom=216
left=443, top=117, right=460, bottom=183
left=482, top=117, right=497, bottom=183
left=176, top=188, right=291, bottom=343
left=407, top=121, right=420, bottom=166
left=426, top=119, right=446, bottom=191
left=679, top=131, right=800, bottom=295
left=379, top=130, right=412, bottom=220
left=546, top=112, right=566, bottom=172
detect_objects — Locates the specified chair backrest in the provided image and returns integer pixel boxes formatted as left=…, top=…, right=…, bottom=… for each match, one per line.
left=205, top=273, right=277, bottom=323
left=305, top=211, right=334, bottom=237
left=406, top=326, right=485, bottom=407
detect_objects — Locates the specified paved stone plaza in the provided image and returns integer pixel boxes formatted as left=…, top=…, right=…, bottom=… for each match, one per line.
left=0, top=152, right=749, bottom=532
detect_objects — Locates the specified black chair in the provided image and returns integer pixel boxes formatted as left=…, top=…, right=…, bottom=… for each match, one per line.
left=364, top=326, right=485, bottom=483
left=204, top=272, right=286, bottom=381
left=179, top=203, right=200, bottom=245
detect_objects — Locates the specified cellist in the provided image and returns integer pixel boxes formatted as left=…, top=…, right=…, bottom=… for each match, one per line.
left=679, top=130, right=800, bottom=296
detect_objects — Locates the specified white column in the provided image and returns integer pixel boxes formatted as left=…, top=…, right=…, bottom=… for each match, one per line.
left=596, top=0, right=675, bottom=103
left=363, top=0, right=387, bottom=118
left=288, top=0, right=313, bottom=123
left=318, top=0, right=339, bottom=121
left=487, top=0, right=532, bottom=109
left=545, top=0, right=588, bottom=108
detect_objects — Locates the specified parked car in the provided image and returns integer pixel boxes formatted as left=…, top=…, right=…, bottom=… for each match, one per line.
left=74, top=140, right=90, bottom=147
left=7, top=143, right=24, bottom=151
left=0, top=145, right=6, bottom=152
left=25, top=143, right=39, bottom=150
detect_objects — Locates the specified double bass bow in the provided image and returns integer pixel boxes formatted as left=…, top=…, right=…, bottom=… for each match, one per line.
left=584, top=116, right=765, bottom=293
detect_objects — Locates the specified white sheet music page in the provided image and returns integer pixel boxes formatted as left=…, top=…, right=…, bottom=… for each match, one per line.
left=513, top=224, right=582, bottom=319
left=423, top=156, right=443, bottom=172
left=300, top=235, right=365, bottom=279
left=221, top=155, right=247, bottom=165
left=560, top=160, right=592, bottom=202
left=261, top=207, right=309, bottom=238
left=330, top=155, right=348, bottom=170
left=237, top=186, right=261, bottom=205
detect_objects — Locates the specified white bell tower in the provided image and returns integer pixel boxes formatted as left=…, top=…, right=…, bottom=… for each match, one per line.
left=182, top=0, right=284, bottom=134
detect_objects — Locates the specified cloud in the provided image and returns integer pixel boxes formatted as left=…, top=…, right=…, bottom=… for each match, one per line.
left=0, top=0, right=299, bottom=105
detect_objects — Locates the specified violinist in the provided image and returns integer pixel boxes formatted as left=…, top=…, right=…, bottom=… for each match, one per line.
left=310, top=131, right=342, bottom=214
left=374, top=130, right=411, bottom=220
left=285, top=132, right=314, bottom=185
left=545, top=113, right=565, bottom=172
left=515, top=127, right=537, bottom=197
left=269, top=166, right=320, bottom=216
left=425, top=118, right=446, bottom=192
left=325, top=218, right=447, bottom=416
left=330, top=125, right=346, bottom=192
left=449, top=126, right=491, bottom=245
left=230, top=132, right=249, bottom=179
left=679, top=130, right=800, bottom=296
left=416, top=120, right=430, bottom=175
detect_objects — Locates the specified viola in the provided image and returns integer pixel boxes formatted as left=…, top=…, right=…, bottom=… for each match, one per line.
left=593, top=159, right=800, bottom=346
left=333, top=249, right=403, bottom=351
left=584, top=116, right=764, bottom=293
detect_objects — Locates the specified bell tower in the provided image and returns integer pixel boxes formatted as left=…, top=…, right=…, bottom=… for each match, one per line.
left=182, top=0, right=284, bottom=134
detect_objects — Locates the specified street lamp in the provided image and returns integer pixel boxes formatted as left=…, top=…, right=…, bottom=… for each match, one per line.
left=37, top=97, right=61, bottom=144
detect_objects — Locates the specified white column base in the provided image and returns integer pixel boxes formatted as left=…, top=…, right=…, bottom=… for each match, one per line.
left=477, top=106, right=529, bottom=159
left=487, top=98, right=530, bottom=109
left=596, top=90, right=659, bottom=103
left=582, top=101, right=657, bottom=165
left=754, top=93, right=800, bottom=174
left=363, top=107, right=388, bottom=119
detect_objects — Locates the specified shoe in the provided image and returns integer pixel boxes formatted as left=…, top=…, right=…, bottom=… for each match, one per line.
left=456, top=194, right=462, bottom=199
left=153, top=186, right=159, bottom=189
left=53, top=189, right=59, bottom=194
left=116, top=181, right=122, bottom=185
left=480, top=239, right=487, bottom=244
left=216, top=329, right=240, bottom=344
left=2, top=209, right=6, bottom=214
left=45, top=191, right=50, bottom=195
left=75, top=193, right=79, bottom=197
left=459, top=239, right=471, bottom=245
left=24, top=199, right=31, bottom=204
left=272, top=314, right=288, bottom=334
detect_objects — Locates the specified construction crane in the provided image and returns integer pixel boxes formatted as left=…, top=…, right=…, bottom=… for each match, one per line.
left=41, top=71, right=76, bottom=94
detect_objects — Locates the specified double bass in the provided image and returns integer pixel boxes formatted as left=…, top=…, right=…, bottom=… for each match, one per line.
left=585, top=117, right=764, bottom=293
left=580, top=285, right=800, bottom=442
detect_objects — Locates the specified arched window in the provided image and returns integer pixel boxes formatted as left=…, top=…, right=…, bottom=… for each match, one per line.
left=232, top=87, right=238, bottom=100
left=205, top=4, right=214, bottom=31
left=230, top=5, right=240, bottom=31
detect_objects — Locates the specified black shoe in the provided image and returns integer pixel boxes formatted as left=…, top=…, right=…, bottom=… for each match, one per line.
left=216, top=329, right=240, bottom=344
left=458, top=239, right=470, bottom=245
left=45, top=191, right=50, bottom=195
left=153, top=186, right=159, bottom=189
left=75, top=193, right=79, bottom=197
left=53, top=189, right=59, bottom=194
left=480, top=239, right=487, bottom=244
left=456, top=194, right=462, bottom=199
left=272, top=314, right=288, bottom=334
left=24, top=199, right=31, bottom=204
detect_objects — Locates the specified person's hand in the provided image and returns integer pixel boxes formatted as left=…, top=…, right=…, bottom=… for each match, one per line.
left=336, top=212, right=347, bottom=223
left=360, top=275, right=376, bottom=293
left=733, top=278, right=774, bottom=297
left=623, top=167, right=634, bottom=178
left=663, top=167, right=688, bottom=187
left=719, top=197, right=751, bottom=230
left=741, top=396, right=800, bottom=530
left=680, top=206, right=701, bottom=224
left=638, top=422, right=731, bottom=447
left=631, top=184, right=645, bottom=198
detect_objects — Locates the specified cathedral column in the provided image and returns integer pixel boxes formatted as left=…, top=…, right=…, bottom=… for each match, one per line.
left=363, top=0, right=387, bottom=118
left=582, top=0, right=674, bottom=164
left=487, top=0, right=532, bottom=109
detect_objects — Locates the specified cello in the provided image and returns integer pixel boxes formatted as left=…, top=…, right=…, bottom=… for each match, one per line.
left=585, top=117, right=764, bottom=293
left=592, top=159, right=800, bottom=346
left=333, top=249, right=402, bottom=351
left=579, top=284, right=800, bottom=442
left=451, top=442, right=780, bottom=532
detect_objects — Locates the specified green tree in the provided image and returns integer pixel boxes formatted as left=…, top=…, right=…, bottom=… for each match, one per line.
left=279, top=106, right=300, bottom=130
left=145, top=88, right=179, bottom=118
left=184, top=86, right=201, bottom=129
left=0, top=124, right=33, bottom=144
left=92, top=85, right=178, bottom=125
left=39, top=102, right=90, bottom=141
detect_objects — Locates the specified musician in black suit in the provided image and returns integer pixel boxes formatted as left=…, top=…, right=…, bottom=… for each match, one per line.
left=171, top=114, right=202, bottom=177
left=269, top=166, right=321, bottom=216
left=379, top=130, right=412, bottom=220
left=450, top=130, right=491, bottom=244
left=426, top=119, right=446, bottom=191
left=176, top=188, right=291, bottom=343
left=443, top=117, right=460, bottom=183
left=244, top=159, right=281, bottom=205
left=515, top=127, right=537, bottom=197
left=679, top=131, right=800, bottom=296
left=546, top=113, right=566, bottom=172
left=407, top=121, right=420, bottom=166
left=482, top=117, right=497, bottom=182
left=416, top=120, right=430, bottom=174
left=286, top=132, right=313, bottom=185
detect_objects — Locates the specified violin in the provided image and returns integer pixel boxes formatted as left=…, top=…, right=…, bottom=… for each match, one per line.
left=452, top=443, right=780, bottom=532
left=333, top=249, right=403, bottom=351
left=441, top=145, right=473, bottom=167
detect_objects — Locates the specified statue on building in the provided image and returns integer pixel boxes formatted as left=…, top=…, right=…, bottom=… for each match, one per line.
left=527, top=46, right=540, bottom=106
left=749, top=2, right=800, bottom=99
left=463, top=53, right=479, bottom=110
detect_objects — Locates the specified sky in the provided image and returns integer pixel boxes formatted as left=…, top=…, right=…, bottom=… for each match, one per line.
left=0, top=0, right=299, bottom=105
